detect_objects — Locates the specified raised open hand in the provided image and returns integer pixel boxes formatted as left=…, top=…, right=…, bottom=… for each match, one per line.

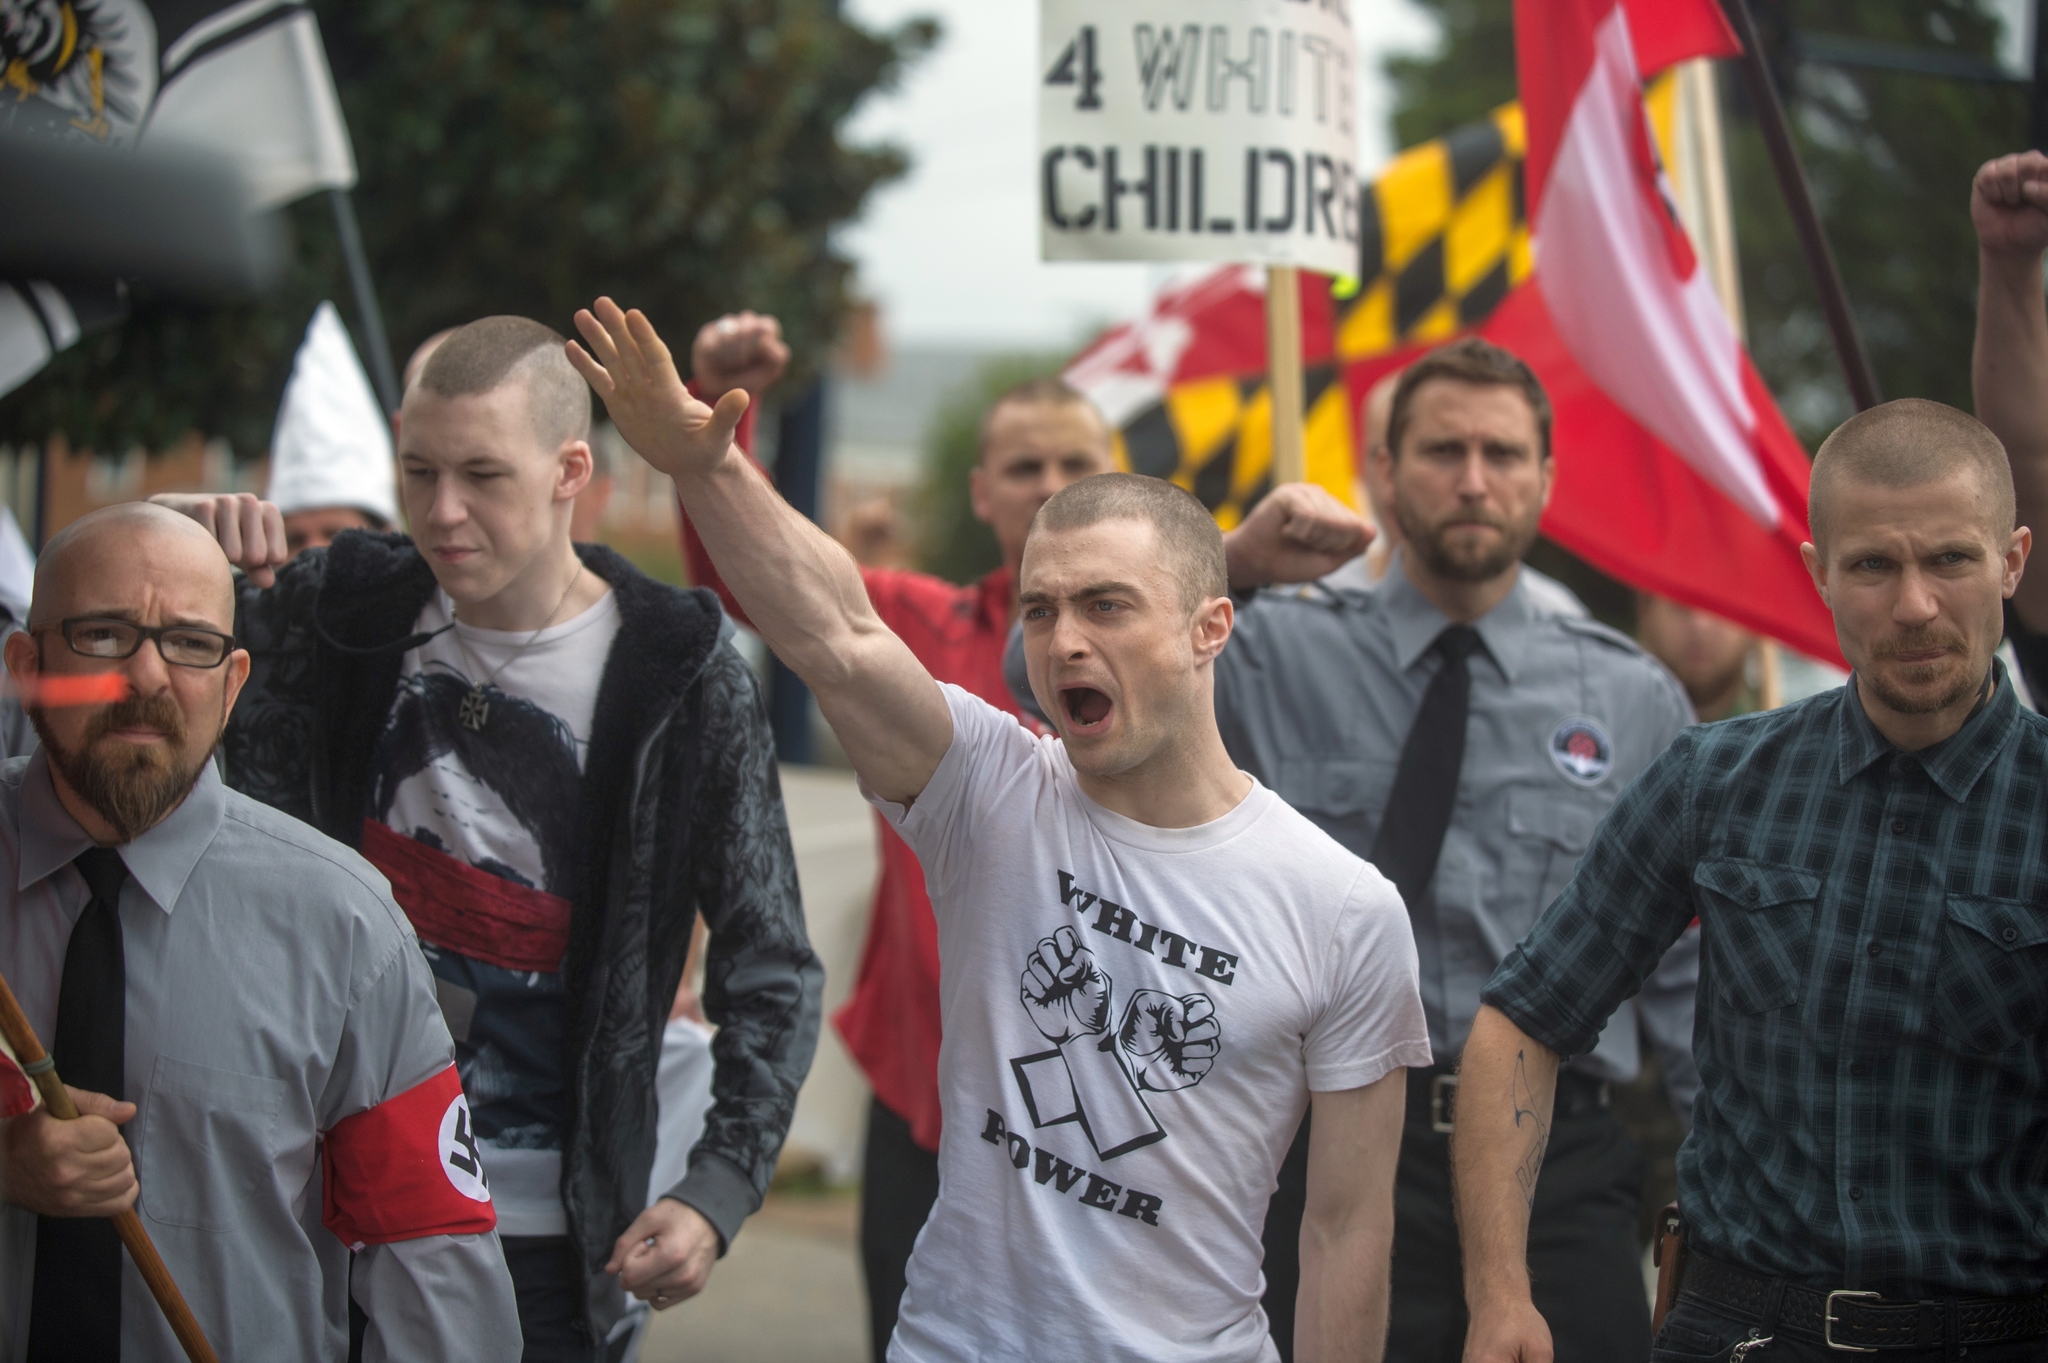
left=1118, top=990, right=1220, bottom=1092
left=568, top=297, right=751, bottom=483
left=1020, top=926, right=1113, bottom=1044
left=1972, top=151, right=2048, bottom=261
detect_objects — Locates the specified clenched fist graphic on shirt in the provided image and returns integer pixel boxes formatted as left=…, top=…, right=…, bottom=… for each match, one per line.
left=1021, top=926, right=1113, bottom=1044
left=1118, top=990, right=1220, bottom=1091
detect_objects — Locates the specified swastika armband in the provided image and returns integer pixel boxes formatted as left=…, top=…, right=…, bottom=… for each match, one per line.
left=321, top=1064, right=495, bottom=1248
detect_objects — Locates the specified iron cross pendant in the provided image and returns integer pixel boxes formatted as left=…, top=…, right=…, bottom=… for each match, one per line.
left=458, top=686, right=490, bottom=732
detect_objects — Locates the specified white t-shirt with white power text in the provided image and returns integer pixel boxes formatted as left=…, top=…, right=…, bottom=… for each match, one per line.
left=873, top=685, right=1431, bottom=1363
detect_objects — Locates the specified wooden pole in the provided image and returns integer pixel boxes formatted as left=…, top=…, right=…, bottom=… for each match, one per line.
left=1266, top=265, right=1306, bottom=486
left=0, top=968, right=218, bottom=1363
left=1757, top=638, right=1785, bottom=709
left=1676, top=60, right=1746, bottom=338
left=1718, top=0, right=1882, bottom=412
left=1679, top=57, right=1794, bottom=704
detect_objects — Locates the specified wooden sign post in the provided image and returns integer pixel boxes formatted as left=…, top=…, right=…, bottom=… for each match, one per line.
left=1265, top=266, right=1306, bottom=485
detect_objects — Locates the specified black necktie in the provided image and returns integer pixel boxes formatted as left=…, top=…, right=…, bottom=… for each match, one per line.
left=1370, top=624, right=1481, bottom=914
left=27, top=847, right=130, bottom=1362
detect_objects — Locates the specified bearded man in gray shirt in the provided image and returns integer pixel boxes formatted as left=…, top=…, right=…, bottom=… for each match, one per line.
left=1216, top=343, right=1699, bottom=1363
left=0, top=503, right=518, bottom=1360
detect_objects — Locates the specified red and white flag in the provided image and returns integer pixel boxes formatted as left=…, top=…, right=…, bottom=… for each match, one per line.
left=1497, top=0, right=1840, bottom=662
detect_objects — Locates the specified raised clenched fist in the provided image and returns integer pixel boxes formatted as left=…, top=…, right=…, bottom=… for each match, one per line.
left=1118, top=990, right=1220, bottom=1092
left=1973, top=151, right=2048, bottom=261
left=1020, top=926, right=1112, bottom=1045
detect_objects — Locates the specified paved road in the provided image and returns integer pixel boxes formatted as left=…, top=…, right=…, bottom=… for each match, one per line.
left=639, top=1193, right=868, bottom=1363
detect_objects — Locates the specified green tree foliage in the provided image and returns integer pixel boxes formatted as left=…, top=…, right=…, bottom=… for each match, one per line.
left=1382, top=0, right=2024, bottom=441
left=0, top=0, right=936, bottom=458
left=916, top=354, right=1066, bottom=585
left=1735, top=1, right=2022, bottom=432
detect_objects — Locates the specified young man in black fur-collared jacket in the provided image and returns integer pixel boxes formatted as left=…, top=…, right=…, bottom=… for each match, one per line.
left=158, top=314, right=821, bottom=1361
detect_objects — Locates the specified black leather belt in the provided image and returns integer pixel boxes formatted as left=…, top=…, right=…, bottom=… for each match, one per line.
left=1680, top=1251, right=2048, bottom=1351
left=1407, top=1065, right=1610, bottom=1135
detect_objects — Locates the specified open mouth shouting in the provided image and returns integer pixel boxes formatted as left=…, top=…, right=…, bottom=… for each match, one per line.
left=1060, top=686, right=1115, bottom=736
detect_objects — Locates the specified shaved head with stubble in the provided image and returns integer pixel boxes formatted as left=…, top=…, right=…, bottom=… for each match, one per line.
left=1800, top=399, right=2030, bottom=745
left=396, top=316, right=602, bottom=619
left=6, top=503, right=250, bottom=842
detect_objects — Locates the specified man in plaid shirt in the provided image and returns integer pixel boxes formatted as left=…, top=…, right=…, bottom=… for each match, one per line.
left=1452, top=398, right=2048, bottom=1363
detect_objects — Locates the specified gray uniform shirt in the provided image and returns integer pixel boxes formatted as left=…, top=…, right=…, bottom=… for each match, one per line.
left=1214, top=552, right=1701, bottom=1113
left=0, top=754, right=520, bottom=1361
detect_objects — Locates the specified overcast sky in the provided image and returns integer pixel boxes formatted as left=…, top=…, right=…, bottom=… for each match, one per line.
left=838, top=0, right=1437, bottom=353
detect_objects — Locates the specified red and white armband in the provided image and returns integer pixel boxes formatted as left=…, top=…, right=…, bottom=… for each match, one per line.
left=0, top=1033, right=39, bottom=1119
left=321, top=1064, right=496, bottom=1249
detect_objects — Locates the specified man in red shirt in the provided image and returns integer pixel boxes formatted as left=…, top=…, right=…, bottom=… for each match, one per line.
left=684, top=318, right=1114, bottom=1357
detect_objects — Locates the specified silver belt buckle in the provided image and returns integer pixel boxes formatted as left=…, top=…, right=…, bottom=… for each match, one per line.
left=1824, top=1290, right=1881, bottom=1352
left=1430, top=1073, right=1457, bottom=1133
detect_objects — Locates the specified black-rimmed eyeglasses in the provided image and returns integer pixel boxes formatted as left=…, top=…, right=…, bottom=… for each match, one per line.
left=39, top=617, right=236, bottom=669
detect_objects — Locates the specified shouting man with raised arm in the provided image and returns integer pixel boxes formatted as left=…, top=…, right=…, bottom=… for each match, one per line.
left=572, top=298, right=1431, bottom=1363
left=682, top=313, right=1117, bottom=1360
left=1453, top=400, right=2048, bottom=1363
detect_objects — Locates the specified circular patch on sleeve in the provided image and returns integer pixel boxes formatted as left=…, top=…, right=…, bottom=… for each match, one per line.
left=1548, top=716, right=1614, bottom=787
left=438, top=1093, right=493, bottom=1203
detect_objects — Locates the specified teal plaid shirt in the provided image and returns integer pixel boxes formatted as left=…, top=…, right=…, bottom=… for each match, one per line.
left=1485, top=666, right=2048, bottom=1297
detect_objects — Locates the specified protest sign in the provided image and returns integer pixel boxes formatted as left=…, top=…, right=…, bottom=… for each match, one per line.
left=1038, top=0, right=1359, bottom=278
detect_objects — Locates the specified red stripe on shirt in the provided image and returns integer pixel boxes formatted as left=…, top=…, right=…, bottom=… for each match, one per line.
left=360, top=819, right=571, bottom=973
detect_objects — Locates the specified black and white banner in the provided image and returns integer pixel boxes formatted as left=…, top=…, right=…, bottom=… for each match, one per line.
left=0, top=0, right=357, bottom=397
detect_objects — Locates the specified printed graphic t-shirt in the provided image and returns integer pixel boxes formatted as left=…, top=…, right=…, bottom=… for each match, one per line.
left=365, top=588, right=620, bottom=1236
left=873, top=685, right=1431, bottom=1363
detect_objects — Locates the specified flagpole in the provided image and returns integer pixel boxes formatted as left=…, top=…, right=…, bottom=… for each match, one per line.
left=0, top=967, right=218, bottom=1362
left=1675, top=57, right=1787, bottom=707
left=1676, top=61, right=1746, bottom=338
left=1718, top=0, right=1882, bottom=412
left=328, top=189, right=402, bottom=418
left=1266, top=266, right=1306, bottom=486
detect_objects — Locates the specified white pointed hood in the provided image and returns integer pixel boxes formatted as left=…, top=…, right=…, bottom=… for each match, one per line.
left=265, top=302, right=398, bottom=525
left=0, top=507, right=33, bottom=622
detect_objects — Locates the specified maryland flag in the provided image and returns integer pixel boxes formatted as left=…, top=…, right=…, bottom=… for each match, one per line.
left=1338, top=105, right=1530, bottom=370
left=1069, top=46, right=1840, bottom=663
left=1063, top=104, right=1531, bottom=530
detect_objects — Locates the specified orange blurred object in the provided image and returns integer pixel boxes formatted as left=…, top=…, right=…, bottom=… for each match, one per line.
left=6, top=674, right=132, bottom=707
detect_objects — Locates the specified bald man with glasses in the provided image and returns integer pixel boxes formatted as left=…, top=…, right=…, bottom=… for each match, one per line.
left=0, top=502, right=518, bottom=1361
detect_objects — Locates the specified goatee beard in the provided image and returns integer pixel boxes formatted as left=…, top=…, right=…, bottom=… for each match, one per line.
left=1394, top=501, right=1538, bottom=585
left=1862, top=631, right=1981, bottom=717
left=29, top=693, right=215, bottom=843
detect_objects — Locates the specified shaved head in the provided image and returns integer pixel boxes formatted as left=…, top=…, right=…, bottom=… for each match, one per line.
left=415, top=316, right=591, bottom=451
left=1809, top=399, right=2015, bottom=550
left=1032, top=473, right=1225, bottom=611
left=11, top=501, right=247, bottom=844
left=402, top=327, right=459, bottom=393
left=33, top=502, right=235, bottom=630
left=978, top=377, right=1105, bottom=459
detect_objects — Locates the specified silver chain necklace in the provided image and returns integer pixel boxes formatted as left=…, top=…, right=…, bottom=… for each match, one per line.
left=453, top=565, right=584, bottom=732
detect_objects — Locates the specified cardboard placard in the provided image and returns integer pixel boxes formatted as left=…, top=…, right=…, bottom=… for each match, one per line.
left=1039, top=0, right=1359, bottom=275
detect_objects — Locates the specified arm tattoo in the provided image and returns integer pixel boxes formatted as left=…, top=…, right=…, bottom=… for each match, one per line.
left=1510, top=1049, right=1549, bottom=1208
